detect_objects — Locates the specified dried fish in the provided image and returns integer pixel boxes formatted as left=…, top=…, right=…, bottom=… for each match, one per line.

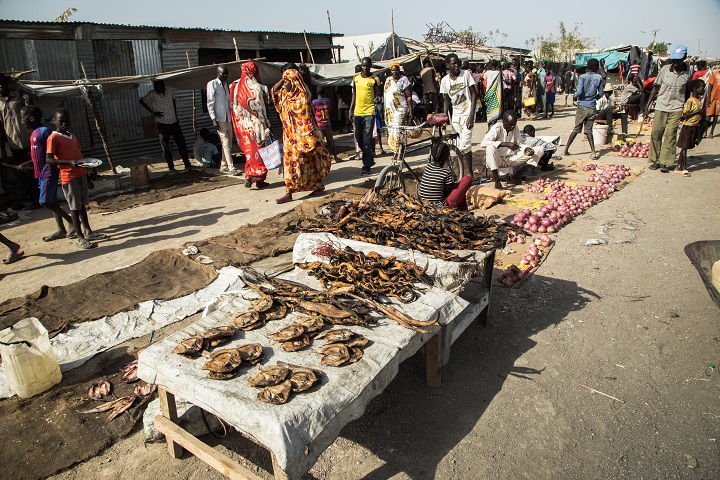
left=121, top=360, right=139, bottom=383
left=319, top=344, right=351, bottom=367
left=202, top=325, right=235, bottom=348
left=281, top=334, right=312, bottom=352
left=107, top=395, right=136, bottom=420
left=295, top=316, right=324, bottom=334
left=269, top=324, right=306, bottom=342
left=315, top=328, right=355, bottom=345
left=87, top=380, right=112, bottom=400
left=236, top=343, right=264, bottom=364
left=133, top=383, right=157, bottom=398
left=202, top=349, right=242, bottom=374
left=262, top=303, right=288, bottom=320
left=232, top=310, right=264, bottom=331
left=248, top=366, right=290, bottom=387
left=257, top=380, right=292, bottom=405
left=173, top=336, right=205, bottom=357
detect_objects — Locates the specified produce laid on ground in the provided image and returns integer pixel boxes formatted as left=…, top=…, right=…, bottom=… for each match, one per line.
left=81, top=362, right=156, bottom=421
left=298, top=189, right=521, bottom=261
left=495, top=235, right=554, bottom=287
left=515, top=164, right=632, bottom=234
left=613, top=140, right=649, bottom=158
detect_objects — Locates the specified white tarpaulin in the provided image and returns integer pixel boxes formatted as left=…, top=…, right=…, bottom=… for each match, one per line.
left=0, top=267, right=247, bottom=399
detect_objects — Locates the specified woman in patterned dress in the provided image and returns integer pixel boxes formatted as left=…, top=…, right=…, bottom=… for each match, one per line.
left=383, top=62, right=413, bottom=152
left=271, top=66, right=331, bottom=204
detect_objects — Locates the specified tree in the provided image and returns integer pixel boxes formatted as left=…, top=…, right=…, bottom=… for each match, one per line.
left=527, top=22, right=593, bottom=64
left=648, top=41, right=669, bottom=55
left=486, top=29, right=508, bottom=48
left=53, top=7, right=77, bottom=22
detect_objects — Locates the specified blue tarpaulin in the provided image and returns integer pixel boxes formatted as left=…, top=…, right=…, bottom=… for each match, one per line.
left=575, top=51, right=629, bottom=69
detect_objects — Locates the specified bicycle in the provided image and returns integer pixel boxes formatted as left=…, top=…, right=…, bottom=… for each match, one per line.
left=374, top=115, right=465, bottom=196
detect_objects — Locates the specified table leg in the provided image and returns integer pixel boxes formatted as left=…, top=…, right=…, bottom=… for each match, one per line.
left=477, top=250, right=495, bottom=327
left=158, top=387, right=183, bottom=458
left=426, top=330, right=443, bottom=388
left=271, top=452, right=290, bottom=480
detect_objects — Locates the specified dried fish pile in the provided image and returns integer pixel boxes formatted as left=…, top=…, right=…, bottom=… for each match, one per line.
left=315, top=328, right=370, bottom=367
left=81, top=362, right=156, bottom=421
left=173, top=325, right=236, bottom=358
left=297, top=247, right=431, bottom=303
left=201, top=343, right=264, bottom=379
left=249, top=362, right=324, bottom=405
left=297, top=189, right=522, bottom=260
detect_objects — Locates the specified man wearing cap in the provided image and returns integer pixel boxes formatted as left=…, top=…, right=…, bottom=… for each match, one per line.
left=645, top=45, right=690, bottom=172
left=596, top=83, right=628, bottom=136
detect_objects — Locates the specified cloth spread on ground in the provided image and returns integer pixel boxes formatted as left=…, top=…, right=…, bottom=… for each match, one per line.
left=87, top=169, right=240, bottom=213
left=0, top=250, right=218, bottom=337
left=0, top=266, right=244, bottom=399
left=138, top=264, right=478, bottom=479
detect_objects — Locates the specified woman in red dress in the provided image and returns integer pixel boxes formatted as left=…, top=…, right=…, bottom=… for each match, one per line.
left=229, top=62, right=271, bottom=188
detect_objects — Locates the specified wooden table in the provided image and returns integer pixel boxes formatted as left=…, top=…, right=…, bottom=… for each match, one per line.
left=139, top=252, right=494, bottom=479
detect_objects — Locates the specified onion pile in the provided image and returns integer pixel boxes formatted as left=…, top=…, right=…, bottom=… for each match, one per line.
left=506, top=231, right=526, bottom=244
left=617, top=141, right=649, bottom=158
left=518, top=234, right=553, bottom=267
left=495, top=264, right=532, bottom=287
left=582, top=163, right=598, bottom=171
left=586, top=163, right=631, bottom=183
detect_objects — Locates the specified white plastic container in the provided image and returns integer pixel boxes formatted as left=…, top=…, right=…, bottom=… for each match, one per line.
left=592, top=124, right=610, bottom=145
left=0, top=318, right=62, bottom=398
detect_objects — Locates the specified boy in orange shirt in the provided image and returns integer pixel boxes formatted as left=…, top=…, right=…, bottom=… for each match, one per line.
left=46, top=108, right=107, bottom=249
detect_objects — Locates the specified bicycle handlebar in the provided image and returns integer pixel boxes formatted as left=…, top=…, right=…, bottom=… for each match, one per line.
left=395, top=121, right=429, bottom=130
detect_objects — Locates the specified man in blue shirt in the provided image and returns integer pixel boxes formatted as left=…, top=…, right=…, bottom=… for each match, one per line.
left=563, top=58, right=604, bottom=159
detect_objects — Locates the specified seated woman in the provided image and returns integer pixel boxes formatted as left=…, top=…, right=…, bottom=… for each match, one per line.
left=417, top=143, right=472, bottom=210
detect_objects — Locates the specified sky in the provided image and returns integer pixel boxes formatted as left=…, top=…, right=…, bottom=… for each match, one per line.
left=1, top=0, right=719, bottom=58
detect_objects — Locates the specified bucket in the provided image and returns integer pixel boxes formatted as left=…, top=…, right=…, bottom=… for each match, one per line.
left=0, top=318, right=62, bottom=398
left=592, top=124, right=610, bottom=145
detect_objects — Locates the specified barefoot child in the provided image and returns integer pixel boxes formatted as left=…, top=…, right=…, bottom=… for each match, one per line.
left=676, top=79, right=706, bottom=176
left=18, top=105, right=75, bottom=241
left=46, top=108, right=107, bottom=249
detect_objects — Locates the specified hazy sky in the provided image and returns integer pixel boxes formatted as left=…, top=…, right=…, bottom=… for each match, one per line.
left=2, top=0, right=719, bottom=58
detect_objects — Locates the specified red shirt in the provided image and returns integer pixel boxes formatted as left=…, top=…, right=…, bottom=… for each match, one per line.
left=47, top=131, right=86, bottom=184
left=693, top=69, right=709, bottom=81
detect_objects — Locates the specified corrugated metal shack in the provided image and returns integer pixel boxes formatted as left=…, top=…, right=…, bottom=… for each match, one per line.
left=0, top=20, right=338, bottom=163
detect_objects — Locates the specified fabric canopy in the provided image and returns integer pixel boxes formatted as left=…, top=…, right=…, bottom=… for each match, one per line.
left=575, top=51, right=630, bottom=70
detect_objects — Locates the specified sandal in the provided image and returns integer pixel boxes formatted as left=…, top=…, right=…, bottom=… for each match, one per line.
left=77, top=239, right=97, bottom=249
left=244, top=178, right=252, bottom=188
left=43, top=231, right=67, bottom=242
left=682, top=170, right=691, bottom=177
left=3, top=249, right=24, bottom=264
left=590, top=152, right=600, bottom=160
left=86, top=232, right=109, bottom=241
left=67, top=229, right=77, bottom=239
left=255, top=181, right=270, bottom=189
left=276, top=194, right=293, bottom=204
left=648, top=163, right=660, bottom=170
left=660, top=166, right=670, bottom=173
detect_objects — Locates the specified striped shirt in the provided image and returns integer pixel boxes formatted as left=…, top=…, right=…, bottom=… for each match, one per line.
left=418, top=163, right=453, bottom=204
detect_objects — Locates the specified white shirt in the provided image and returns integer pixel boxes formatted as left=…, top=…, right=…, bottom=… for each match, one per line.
left=206, top=78, right=231, bottom=122
left=480, top=121, right=521, bottom=150
left=595, top=94, right=614, bottom=111
left=439, top=70, right=476, bottom=118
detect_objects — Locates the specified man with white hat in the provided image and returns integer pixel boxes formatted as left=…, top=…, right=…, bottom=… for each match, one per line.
left=644, top=45, right=690, bottom=172
left=596, top=83, right=628, bottom=136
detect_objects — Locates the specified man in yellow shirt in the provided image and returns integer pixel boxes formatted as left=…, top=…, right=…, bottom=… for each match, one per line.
left=350, top=57, right=381, bottom=175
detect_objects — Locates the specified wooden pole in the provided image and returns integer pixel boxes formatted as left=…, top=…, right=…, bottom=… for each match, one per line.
left=391, top=9, right=396, bottom=58
left=327, top=10, right=335, bottom=63
left=232, top=38, right=239, bottom=62
left=186, top=52, right=196, bottom=141
left=302, top=30, right=316, bottom=64
left=79, top=63, right=116, bottom=174
left=300, top=51, right=304, bottom=64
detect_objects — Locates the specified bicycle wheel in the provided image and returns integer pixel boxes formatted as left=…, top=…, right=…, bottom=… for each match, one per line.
left=374, top=164, right=405, bottom=196
left=446, top=144, right=465, bottom=182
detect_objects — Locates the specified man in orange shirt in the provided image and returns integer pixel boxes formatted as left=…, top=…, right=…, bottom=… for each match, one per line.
left=705, top=68, right=720, bottom=138
left=46, top=108, right=108, bottom=249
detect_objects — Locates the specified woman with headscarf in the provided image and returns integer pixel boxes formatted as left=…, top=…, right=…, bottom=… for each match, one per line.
left=271, top=66, right=332, bottom=204
left=229, top=62, right=271, bottom=189
left=383, top=62, right=413, bottom=152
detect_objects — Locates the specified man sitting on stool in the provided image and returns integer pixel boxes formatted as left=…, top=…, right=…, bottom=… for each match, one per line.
left=596, top=83, right=628, bottom=136
left=481, top=110, right=543, bottom=188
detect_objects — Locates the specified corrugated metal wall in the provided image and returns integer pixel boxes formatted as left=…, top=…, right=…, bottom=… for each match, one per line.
left=162, top=43, right=211, bottom=148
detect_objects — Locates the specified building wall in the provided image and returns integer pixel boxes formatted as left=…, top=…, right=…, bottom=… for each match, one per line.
left=0, top=21, right=336, bottom=163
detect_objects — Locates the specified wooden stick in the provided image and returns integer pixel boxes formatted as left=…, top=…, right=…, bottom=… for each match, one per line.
left=79, top=62, right=116, bottom=174
left=300, top=51, right=304, bottom=64
left=578, top=384, right=625, bottom=403
left=186, top=52, right=196, bottom=142
left=391, top=9, right=396, bottom=58
left=157, top=388, right=183, bottom=458
left=327, top=10, right=335, bottom=63
left=232, top=38, right=239, bottom=62
left=303, top=30, right=316, bottom=64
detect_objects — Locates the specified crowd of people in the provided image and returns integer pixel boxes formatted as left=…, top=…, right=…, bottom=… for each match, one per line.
left=1, top=45, right=718, bottom=261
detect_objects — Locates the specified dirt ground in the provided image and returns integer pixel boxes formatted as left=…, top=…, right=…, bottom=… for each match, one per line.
left=3, top=102, right=720, bottom=479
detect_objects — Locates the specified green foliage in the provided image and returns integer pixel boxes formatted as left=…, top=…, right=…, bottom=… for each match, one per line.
left=648, top=41, right=669, bottom=55
left=527, top=22, right=593, bottom=63
left=53, top=7, right=77, bottom=22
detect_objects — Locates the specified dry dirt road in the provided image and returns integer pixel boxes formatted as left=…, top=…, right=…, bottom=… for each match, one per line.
left=7, top=105, right=720, bottom=479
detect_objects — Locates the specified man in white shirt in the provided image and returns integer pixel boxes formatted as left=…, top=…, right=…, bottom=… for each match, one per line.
left=596, top=83, right=628, bottom=135
left=440, top=53, right=477, bottom=175
left=480, top=110, right=541, bottom=188
left=206, top=66, right=236, bottom=175
left=140, top=80, right=192, bottom=171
